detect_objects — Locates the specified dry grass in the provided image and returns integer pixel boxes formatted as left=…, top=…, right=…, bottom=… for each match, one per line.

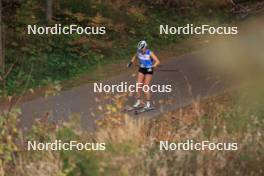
left=94, top=91, right=264, bottom=176
left=1, top=90, right=263, bottom=176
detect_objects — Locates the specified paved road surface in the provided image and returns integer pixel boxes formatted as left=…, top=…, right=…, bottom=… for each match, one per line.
left=20, top=51, right=231, bottom=131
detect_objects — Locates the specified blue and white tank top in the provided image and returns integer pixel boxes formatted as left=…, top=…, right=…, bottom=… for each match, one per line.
left=137, top=49, right=153, bottom=68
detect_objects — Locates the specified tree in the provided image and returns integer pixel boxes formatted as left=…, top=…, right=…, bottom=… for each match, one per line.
left=0, top=0, right=4, bottom=73
left=46, top=0, right=53, bottom=22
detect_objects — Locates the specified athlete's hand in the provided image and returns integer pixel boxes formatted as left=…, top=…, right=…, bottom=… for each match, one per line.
left=127, top=61, right=132, bottom=68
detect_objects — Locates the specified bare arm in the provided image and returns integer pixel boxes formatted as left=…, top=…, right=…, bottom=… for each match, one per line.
left=130, top=54, right=137, bottom=63
left=127, top=54, right=137, bottom=68
left=150, top=52, right=160, bottom=67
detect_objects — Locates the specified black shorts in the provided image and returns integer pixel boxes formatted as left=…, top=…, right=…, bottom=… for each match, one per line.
left=138, top=67, right=153, bottom=75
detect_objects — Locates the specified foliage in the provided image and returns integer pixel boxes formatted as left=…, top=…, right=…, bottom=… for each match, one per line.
left=0, top=0, right=237, bottom=97
left=0, top=109, right=21, bottom=175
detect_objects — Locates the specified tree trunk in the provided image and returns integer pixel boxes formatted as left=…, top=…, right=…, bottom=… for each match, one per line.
left=0, top=0, right=4, bottom=73
left=46, top=0, right=53, bottom=22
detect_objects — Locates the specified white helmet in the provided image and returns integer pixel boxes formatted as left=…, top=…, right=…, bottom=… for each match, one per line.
left=137, top=40, right=147, bottom=50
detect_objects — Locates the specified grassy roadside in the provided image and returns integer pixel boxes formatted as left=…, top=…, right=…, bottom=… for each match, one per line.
left=1, top=88, right=263, bottom=175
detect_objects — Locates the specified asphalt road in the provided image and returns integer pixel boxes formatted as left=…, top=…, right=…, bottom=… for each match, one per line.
left=19, top=51, right=231, bottom=131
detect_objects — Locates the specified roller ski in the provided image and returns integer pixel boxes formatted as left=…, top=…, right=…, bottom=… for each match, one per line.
left=123, top=105, right=143, bottom=112
left=134, top=101, right=155, bottom=115
left=123, top=99, right=143, bottom=112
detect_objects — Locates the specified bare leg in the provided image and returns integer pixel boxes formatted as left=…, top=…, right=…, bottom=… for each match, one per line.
left=143, top=74, right=153, bottom=101
left=133, top=72, right=145, bottom=108
left=136, top=72, right=145, bottom=99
